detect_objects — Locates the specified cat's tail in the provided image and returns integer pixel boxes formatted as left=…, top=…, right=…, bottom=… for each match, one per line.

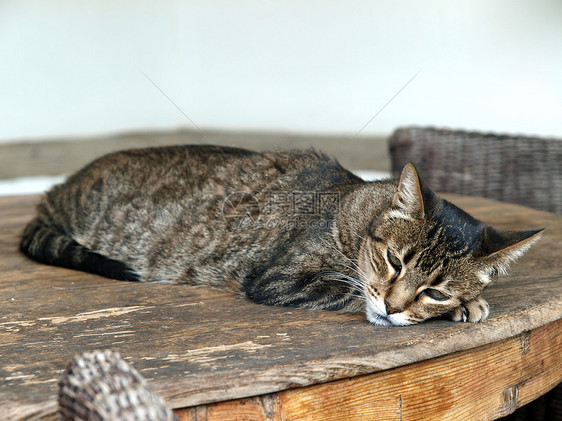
left=20, top=218, right=140, bottom=281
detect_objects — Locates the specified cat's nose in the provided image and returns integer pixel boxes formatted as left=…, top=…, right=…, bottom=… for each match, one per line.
left=385, top=301, right=401, bottom=314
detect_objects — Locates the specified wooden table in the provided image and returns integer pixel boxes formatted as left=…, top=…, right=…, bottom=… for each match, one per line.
left=1, top=194, right=561, bottom=420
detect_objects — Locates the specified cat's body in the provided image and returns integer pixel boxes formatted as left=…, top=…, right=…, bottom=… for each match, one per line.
left=21, top=145, right=542, bottom=325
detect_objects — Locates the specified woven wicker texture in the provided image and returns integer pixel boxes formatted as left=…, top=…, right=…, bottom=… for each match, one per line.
left=389, top=127, right=562, bottom=215
left=58, top=350, right=177, bottom=421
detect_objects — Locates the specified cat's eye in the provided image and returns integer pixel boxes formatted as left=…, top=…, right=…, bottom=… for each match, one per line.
left=419, top=288, right=449, bottom=301
left=387, top=250, right=402, bottom=272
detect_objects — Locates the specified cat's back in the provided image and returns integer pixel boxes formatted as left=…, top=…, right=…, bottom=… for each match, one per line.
left=54, top=144, right=357, bottom=196
left=41, top=145, right=360, bottom=229
left=61, top=144, right=258, bottom=189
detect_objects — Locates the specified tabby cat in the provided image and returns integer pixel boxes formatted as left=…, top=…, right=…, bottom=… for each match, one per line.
left=20, top=145, right=542, bottom=325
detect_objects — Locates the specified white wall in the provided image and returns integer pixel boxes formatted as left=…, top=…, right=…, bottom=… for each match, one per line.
left=1, top=0, right=561, bottom=143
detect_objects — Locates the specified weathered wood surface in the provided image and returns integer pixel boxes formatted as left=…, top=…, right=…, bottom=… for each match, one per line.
left=176, top=320, right=561, bottom=420
left=1, top=194, right=561, bottom=420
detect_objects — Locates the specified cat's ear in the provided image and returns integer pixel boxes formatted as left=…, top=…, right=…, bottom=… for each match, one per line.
left=476, top=227, right=543, bottom=284
left=391, top=163, right=434, bottom=219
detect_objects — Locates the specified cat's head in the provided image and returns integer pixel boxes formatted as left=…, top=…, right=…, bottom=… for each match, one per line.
left=358, top=163, right=543, bottom=326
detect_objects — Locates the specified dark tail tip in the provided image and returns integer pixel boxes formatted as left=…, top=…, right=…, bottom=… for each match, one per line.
left=21, top=218, right=140, bottom=282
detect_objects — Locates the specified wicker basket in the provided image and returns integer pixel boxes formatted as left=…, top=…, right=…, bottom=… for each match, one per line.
left=59, top=350, right=177, bottom=421
left=389, top=127, right=562, bottom=215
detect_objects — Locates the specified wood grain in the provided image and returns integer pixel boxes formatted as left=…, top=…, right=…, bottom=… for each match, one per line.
left=1, top=194, right=561, bottom=420
left=277, top=319, right=561, bottom=421
left=175, top=319, right=561, bottom=420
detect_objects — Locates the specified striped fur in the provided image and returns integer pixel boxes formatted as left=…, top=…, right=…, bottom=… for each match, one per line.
left=20, top=146, right=542, bottom=325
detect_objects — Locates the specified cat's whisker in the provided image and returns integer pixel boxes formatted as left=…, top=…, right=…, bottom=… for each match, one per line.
left=335, top=262, right=370, bottom=284
left=336, top=274, right=364, bottom=286
left=325, top=241, right=370, bottom=279
left=325, top=278, right=364, bottom=291
left=323, top=274, right=362, bottom=286
left=329, top=284, right=366, bottom=301
left=315, top=235, right=364, bottom=272
left=352, top=230, right=367, bottom=242
left=323, top=274, right=366, bottom=295
left=314, top=235, right=371, bottom=283
left=334, top=292, right=366, bottom=302
left=320, top=270, right=365, bottom=286
left=314, top=270, right=367, bottom=304
left=333, top=262, right=369, bottom=283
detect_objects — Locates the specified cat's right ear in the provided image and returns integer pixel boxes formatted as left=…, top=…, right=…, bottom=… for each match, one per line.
left=476, top=227, right=544, bottom=283
left=391, top=163, right=426, bottom=218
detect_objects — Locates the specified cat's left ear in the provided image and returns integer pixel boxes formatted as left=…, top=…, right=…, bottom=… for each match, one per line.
left=476, top=227, right=544, bottom=283
left=392, top=163, right=436, bottom=219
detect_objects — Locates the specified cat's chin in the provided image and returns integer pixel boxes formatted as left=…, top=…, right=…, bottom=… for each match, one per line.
left=366, top=312, right=392, bottom=326
left=366, top=307, right=416, bottom=326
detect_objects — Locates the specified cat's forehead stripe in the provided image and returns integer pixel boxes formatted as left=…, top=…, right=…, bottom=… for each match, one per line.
left=430, top=274, right=445, bottom=287
left=402, top=248, right=416, bottom=265
left=371, top=235, right=384, bottom=243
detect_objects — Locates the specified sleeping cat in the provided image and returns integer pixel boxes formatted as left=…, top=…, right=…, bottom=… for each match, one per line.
left=20, top=145, right=542, bottom=325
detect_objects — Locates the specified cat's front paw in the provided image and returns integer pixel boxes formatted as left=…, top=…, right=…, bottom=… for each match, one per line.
left=448, top=296, right=490, bottom=323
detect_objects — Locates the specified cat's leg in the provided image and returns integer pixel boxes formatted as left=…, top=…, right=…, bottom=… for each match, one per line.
left=243, top=235, right=362, bottom=312
left=243, top=268, right=361, bottom=312
left=20, top=217, right=140, bottom=281
left=447, top=295, right=490, bottom=323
